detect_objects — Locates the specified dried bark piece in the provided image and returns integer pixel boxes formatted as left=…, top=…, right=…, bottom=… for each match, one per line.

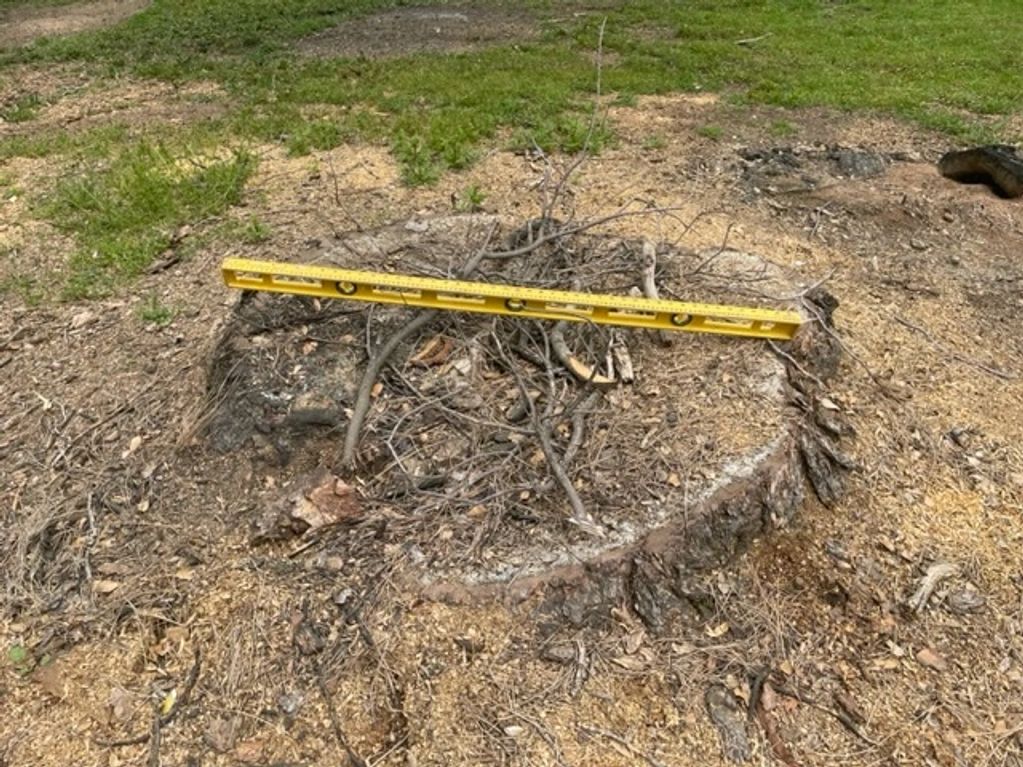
left=705, top=685, right=752, bottom=763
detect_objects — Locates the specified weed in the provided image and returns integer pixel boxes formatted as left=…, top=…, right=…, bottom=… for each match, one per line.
left=393, top=133, right=439, bottom=187
left=455, top=185, right=486, bottom=213
left=642, top=133, right=666, bottom=151
left=6, top=644, right=30, bottom=675
left=769, top=119, right=797, bottom=138
left=139, top=293, right=173, bottom=325
left=697, top=124, right=723, bottom=141
left=44, top=142, right=255, bottom=298
left=238, top=215, right=271, bottom=243
left=0, top=272, right=45, bottom=306
left=286, top=118, right=343, bottom=156
left=0, top=93, right=42, bottom=123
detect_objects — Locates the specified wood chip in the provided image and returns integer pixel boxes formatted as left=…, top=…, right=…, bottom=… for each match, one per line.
left=916, top=647, right=948, bottom=671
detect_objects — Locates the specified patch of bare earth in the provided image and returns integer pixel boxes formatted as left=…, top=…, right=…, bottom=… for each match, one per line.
left=2, top=94, right=1023, bottom=767
left=0, top=76, right=228, bottom=141
left=297, top=5, right=539, bottom=58
left=0, top=0, right=149, bottom=49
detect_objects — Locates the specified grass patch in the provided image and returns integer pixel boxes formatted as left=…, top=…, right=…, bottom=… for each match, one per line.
left=0, top=92, right=42, bottom=123
left=138, top=293, right=173, bottom=325
left=696, top=124, right=723, bottom=141
left=769, top=119, right=797, bottom=138
left=237, top=215, right=271, bottom=244
left=2, top=0, right=1022, bottom=298
left=42, top=141, right=255, bottom=298
left=0, top=269, right=46, bottom=306
left=3, top=0, right=1021, bottom=175
left=454, top=184, right=487, bottom=213
left=641, top=133, right=666, bottom=151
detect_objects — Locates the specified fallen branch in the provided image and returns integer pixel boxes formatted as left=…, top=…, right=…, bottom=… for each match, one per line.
left=494, top=332, right=604, bottom=538
left=550, top=322, right=615, bottom=388
left=340, top=223, right=498, bottom=468
left=639, top=239, right=672, bottom=346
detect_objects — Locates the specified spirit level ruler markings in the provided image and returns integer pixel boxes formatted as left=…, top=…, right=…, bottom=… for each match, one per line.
left=222, top=258, right=802, bottom=340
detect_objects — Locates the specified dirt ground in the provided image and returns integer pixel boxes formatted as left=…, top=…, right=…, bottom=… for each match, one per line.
left=0, top=0, right=149, bottom=48
left=297, top=6, right=540, bottom=59
left=2, top=68, right=1023, bottom=767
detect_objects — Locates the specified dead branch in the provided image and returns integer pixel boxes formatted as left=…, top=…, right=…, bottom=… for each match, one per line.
left=640, top=239, right=672, bottom=346
left=482, top=204, right=702, bottom=261
left=494, top=332, right=604, bottom=537
left=550, top=322, right=615, bottom=388
left=340, top=224, right=498, bottom=468
left=610, top=336, right=634, bottom=382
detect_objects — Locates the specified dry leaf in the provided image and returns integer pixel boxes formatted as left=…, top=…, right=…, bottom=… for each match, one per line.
left=611, top=654, right=648, bottom=672
left=916, top=647, right=948, bottom=671
left=623, top=629, right=645, bottom=655
left=93, top=580, right=120, bottom=594
left=234, top=738, right=267, bottom=764
left=164, top=626, right=189, bottom=644
left=706, top=622, right=730, bottom=638
left=159, top=689, right=177, bottom=716
left=32, top=662, right=66, bottom=699
left=107, top=688, right=135, bottom=723
left=121, top=435, right=143, bottom=459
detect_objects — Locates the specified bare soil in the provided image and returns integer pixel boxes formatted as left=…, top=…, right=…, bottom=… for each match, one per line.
left=0, top=0, right=149, bottom=48
left=296, top=5, right=540, bottom=59
left=2, top=86, right=1023, bottom=767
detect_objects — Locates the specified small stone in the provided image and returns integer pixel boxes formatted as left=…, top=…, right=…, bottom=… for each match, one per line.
left=946, top=587, right=986, bottom=614
left=910, top=238, right=929, bottom=251
left=277, top=690, right=304, bottom=716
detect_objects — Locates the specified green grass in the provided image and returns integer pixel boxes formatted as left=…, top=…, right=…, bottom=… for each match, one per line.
left=41, top=141, right=255, bottom=298
left=0, top=92, right=42, bottom=123
left=769, top=119, right=797, bottom=138
left=0, top=272, right=46, bottom=306
left=641, top=133, right=666, bottom=151
left=3, top=0, right=1021, bottom=175
left=1, top=0, right=1022, bottom=298
left=697, top=124, right=723, bottom=141
left=454, top=184, right=487, bottom=213
left=138, top=293, right=174, bottom=325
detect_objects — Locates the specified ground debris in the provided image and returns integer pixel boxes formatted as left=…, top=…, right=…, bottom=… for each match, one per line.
left=908, top=562, right=960, bottom=613
left=916, top=646, right=949, bottom=671
left=251, top=467, right=361, bottom=544
left=705, top=684, right=752, bottom=762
